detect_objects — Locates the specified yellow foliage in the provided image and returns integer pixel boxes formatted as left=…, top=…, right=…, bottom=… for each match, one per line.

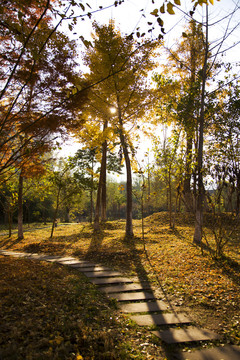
left=76, top=354, right=83, bottom=360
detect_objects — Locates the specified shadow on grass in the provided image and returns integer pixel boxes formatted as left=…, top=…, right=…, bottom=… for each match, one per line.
left=0, top=256, right=145, bottom=360
left=214, top=256, right=240, bottom=288
left=193, top=240, right=240, bottom=288
left=122, top=235, right=193, bottom=360
left=0, top=236, right=25, bottom=250
left=79, top=224, right=192, bottom=359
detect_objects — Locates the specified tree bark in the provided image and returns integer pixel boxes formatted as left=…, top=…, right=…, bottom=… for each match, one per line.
left=183, top=134, right=193, bottom=211
left=123, top=141, right=133, bottom=237
left=89, top=158, right=94, bottom=223
left=94, top=121, right=108, bottom=230
left=101, top=138, right=107, bottom=222
left=183, top=21, right=197, bottom=212
left=8, top=206, right=12, bottom=238
left=193, top=5, right=209, bottom=244
left=17, top=170, right=24, bottom=240
left=50, top=186, right=61, bottom=238
left=118, top=128, right=133, bottom=237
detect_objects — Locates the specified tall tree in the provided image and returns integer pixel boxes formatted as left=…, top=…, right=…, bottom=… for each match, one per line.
left=0, top=0, right=91, bottom=179
left=155, top=20, right=206, bottom=212
left=83, top=21, right=157, bottom=236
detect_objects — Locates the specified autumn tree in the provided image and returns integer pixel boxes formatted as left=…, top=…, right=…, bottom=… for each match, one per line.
left=83, top=21, right=157, bottom=237
left=153, top=20, right=206, bottom=213
left=69, top=148, right=99, bottom=223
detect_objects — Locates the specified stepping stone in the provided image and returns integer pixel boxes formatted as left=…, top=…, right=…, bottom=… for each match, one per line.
left=24, top=253, right=45, bottom=259
left=69, top=262, right=98, bottom=268
left=108, top=291, right=157, bottom=302
left=120, top=300, right=168, bottom=313
left=41, top=256, right=62, bottom=262
left=57, top=258, right=80, bottom=264
left=152, top=326, right=220, bottom=344
left=78, top=266, right=111, bottom=272
left=83, top=271, right=123, bottom=278
left=90, top=277, right=133, bottom=285
left=99, top=283, right=151, bottom=294
left=0, top=251, right=26, bottom=257
left=177, top=345, right=240, bottom=360
left=130, top=313, right=191, bottom=326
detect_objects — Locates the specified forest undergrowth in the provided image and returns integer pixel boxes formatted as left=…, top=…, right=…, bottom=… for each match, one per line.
left=0, top=212, right=239, bottom=359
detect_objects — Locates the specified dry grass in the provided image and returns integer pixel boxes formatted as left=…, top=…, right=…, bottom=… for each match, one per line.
left=0, top=212, right=239, bottom=358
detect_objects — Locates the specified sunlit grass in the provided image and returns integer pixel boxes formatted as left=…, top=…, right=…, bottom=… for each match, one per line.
left=1, top=212, right=239, bottom=346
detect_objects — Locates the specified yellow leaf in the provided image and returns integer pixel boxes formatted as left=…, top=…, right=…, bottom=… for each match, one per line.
left=167, top=2, right=175, bottom=15
left=209, top=0, right=214, bottom=4
left=174, top=0, right=181, bottom=5
left=160, top=4, right=165, bottom=13
left=150, top=8, right=158, bottom=16
left=76, top=355, right=83, bottom=360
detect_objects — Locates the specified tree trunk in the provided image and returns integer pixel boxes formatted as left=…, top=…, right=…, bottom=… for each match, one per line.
left=64, top=206, right=70, bottom=222
left=101, top=139, right=107, bottom=222
left=184, top=20, right=197, bottom=213
left=168, top=166, right=172, bottom=227
left=89, top=159, right=94, bottom=223
left=94, top=121, right=108, bottom=230
left=116, top=101, right=133, bottom=237
left=90, top=189, right=93, bottom=223
left=183, top=134, right=193, bottom=211
left=8, top=206, right=12, bottom=238
left=193, top=5, right=209, bottom=244
left=120, top=133, right=133, bottom=237
left=50, top=186, right=61, bottom=238
left=17, top=171, right=24, bottom=240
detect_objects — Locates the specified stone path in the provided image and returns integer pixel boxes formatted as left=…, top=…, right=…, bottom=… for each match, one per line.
left=1, top=249, right=240, bottom=360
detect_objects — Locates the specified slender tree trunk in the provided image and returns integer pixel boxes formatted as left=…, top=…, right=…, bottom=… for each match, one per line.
left=119, top=132, right=133, bottom=237
left=17, top=170, right=24, bottom=240
left=124, top=144, right=133, bottom=237
left=101, top=138, right=107, bottom=222
left=236, top=174, right=240, bottom=215
left=183, top=21, right=197, bottom=212
left=90, top=159, right=94, bottom=223
left=147, top=155, right=151, bottom=215
left=8, top=206, right=12, bottom=238
left=183, top=134, right=193, bottom=211
left=94, top=121, right=108, bottom=230
left=90, top=189, right=93, bottom=223
left=116, top=100, right=133, bottom=237
left=94, top=172, right=102, bottom=230
left=168, top=166, right=172, bottom=227
left=64, top=206, right=70, bottom=222
left=193, top=5, right=209, bottom=244
left=50, top=186, right=61, bottom=238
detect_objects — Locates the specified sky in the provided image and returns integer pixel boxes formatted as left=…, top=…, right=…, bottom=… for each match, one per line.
left=63, top=0, right=240, bottom=54
left=57, top=0, right=240, bottom=178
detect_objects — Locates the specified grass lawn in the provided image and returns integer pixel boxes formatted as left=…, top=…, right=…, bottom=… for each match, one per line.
left=0, top=212, right=239, bottom=359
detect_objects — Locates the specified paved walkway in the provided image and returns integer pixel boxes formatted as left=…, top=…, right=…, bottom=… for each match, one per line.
left=1, top=249, right=240, bottom=360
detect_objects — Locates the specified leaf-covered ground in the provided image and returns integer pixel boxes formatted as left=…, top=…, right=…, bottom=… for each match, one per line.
left=0, top=212, right=239, bottom=358
left=0, top=256, right=164, bottom=360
